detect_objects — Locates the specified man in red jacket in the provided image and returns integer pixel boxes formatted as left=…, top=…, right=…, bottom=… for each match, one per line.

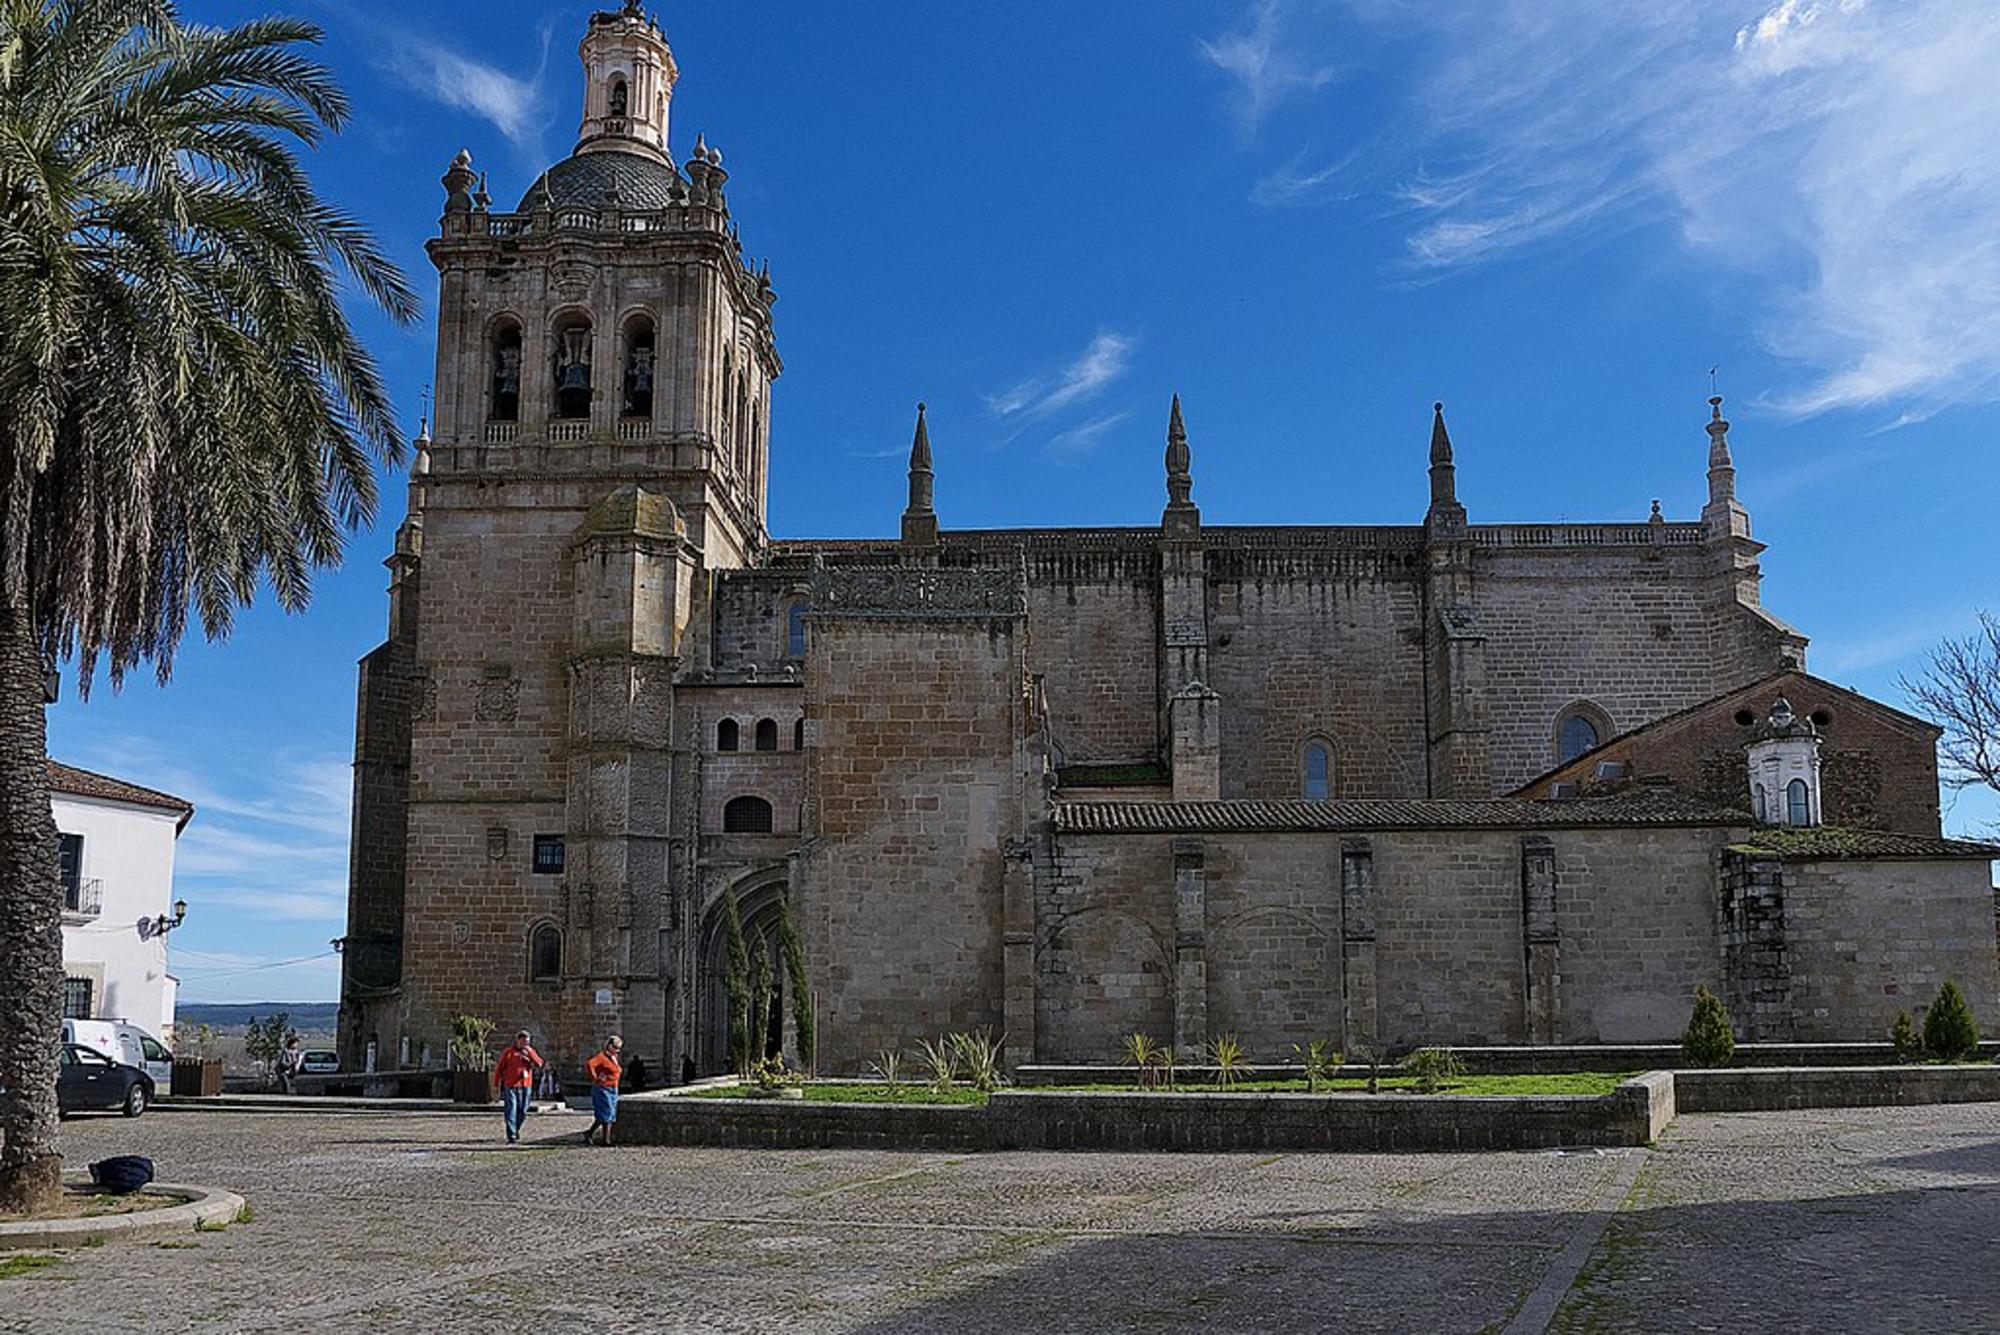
left=492, top=1030, right=544, bottom=1144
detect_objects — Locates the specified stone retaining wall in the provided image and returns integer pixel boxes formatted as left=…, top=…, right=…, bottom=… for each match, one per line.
left=1674, top=1064, right=2000, bottom=1113
left=619, top=1077, right=1670, bottom=1153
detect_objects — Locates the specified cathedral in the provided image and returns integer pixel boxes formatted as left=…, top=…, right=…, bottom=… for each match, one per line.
left=338, top=5, right=1998, bottom=1079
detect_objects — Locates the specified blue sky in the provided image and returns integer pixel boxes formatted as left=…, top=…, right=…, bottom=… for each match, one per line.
left=48, top=0, right=2000, bottom=1003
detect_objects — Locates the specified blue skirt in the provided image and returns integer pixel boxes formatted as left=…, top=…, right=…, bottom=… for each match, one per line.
left=591, top=1085, right=619, bottom=1123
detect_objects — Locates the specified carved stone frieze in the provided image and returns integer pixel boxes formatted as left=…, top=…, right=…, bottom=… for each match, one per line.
left=810, top=565, right=1025, bottom=618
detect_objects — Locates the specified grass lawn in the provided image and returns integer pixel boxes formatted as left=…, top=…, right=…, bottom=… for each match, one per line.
left=683, top=1072, right=1639, bottom=1105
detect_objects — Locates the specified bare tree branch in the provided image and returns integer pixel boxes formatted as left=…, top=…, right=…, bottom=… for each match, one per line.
left=1900, top=610, right=2000, bottom=795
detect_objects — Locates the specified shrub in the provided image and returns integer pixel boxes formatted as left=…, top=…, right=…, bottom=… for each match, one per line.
left=872, top=1049, right=903, bottom=1091
left=1348, top=1044, right=1383, bottom=1095
left=448, top=1015, right=494, bottom=1071
left=1681, top=984, right=1736, bottom=1068
left=1888, top=1010, right=1925, bottom=1063
left=1403, top=1046, right=1463, bottom=1094
left=1207, top=1034, right=1247, bottom=1090
left=747, top=1055, right=800, bottom=1093
left=917, top=1036, right=959, bottom=1093
left=951, top=1030, right=1007, bottom=1093
left=1292, top=1038, right=1341, bottom=1093
left=1923, top=979, right=1981, bottom=1061
left=1156, top=1045, right=1178, bottom=1092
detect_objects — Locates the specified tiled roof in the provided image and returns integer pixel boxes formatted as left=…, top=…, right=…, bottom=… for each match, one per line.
left=47, top=761, right=194, bottom=826
left=1728, top=826, right=2000, bottom=862
left=1054, top=787, right=1750, bottom=835
left=517, top=150, right=685, bottom=211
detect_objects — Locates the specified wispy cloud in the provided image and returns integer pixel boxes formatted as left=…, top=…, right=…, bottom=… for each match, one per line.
left=1250, top=151, right=1358, bottom=207
left=1047, top=411, right=1133, bottom=461
left=382, top=33, right=551, bottom=154
left=69, top=739, right=353, bottom=928
left=988, top=333, right=1137, bottom=419
left=1201, top=0, right=1341, bottom=133
left=1817, top=607, right=1979, bottom=675
left=1344, top=0, right=2000, bottom=418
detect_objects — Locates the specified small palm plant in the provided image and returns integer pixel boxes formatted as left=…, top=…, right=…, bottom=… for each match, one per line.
left=872, top=1049, right=904, bottom=1091
left=1156, top=1044, right=1178, bottom=1092
left=1404, top=1046, right=1465, bottom=1094
left=952, top=1030, right=1007, bottom=1093
left=917, top=1036, right=960, bottom=1093
left=1208, top=1034, right=1248, bottom=1091
left=1123, top=1033, right=1162, bottom=1089
left=1293, top=1038, right=1341, bottom=1093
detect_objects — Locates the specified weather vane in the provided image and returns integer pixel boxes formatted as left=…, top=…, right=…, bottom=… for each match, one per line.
left=1707, top=366, right=1719, bottom=397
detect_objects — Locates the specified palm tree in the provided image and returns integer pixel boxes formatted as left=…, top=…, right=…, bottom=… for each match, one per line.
left=0, top=1, right=414, bottom=1210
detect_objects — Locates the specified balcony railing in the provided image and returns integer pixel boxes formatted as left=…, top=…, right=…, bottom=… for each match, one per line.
left=549, top=420, right=589, bottom=443
left=63, top=877, right=103, bottom=919
left=485, top=421, right=519, bottom=444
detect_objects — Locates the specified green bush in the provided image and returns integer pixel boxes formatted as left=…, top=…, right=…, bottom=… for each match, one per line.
left=1923, top=979, right=1981, bottom=1061
left=1403, top=1046, right=1464, bottom=1094
left=1888, top=1010, right=1924, bottom=1063
left=1292, top=1038, right=1341, bottom=1093
left=1680, top=984, right=1736, bottom=1068
left=1207, top=1034, right=1247, bottom=1090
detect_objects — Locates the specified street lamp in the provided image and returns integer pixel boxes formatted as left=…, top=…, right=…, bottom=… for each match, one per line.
left=151, top=899, right=189, bottom=936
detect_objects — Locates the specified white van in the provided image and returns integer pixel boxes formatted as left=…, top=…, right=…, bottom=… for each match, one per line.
left=63, top=1019, right=173, bottom=1090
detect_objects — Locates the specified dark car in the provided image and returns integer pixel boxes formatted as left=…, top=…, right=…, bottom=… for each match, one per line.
left=57, top=1042, right=153, bottom=1117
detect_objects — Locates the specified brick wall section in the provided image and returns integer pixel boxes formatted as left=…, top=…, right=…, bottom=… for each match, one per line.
left=1774, top=856, right=2000, bottom=1041
left=801, top=612, right=1028, bottom=1070
left=1517, top=671, right=1942, bottom=834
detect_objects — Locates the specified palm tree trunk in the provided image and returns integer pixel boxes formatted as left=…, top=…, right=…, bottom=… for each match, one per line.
left=0, top=468, right=63, bottom=1213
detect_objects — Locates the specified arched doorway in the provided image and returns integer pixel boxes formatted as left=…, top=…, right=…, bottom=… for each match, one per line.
left=695, top=877, right=791, bottom=1075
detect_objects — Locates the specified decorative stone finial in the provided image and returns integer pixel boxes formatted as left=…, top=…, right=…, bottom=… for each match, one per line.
left=1649, top=498, right=1663, bottom=524
left=1705, top=394, right=1736, bottom=506
left=902, top=403, right=938, bottom=546
left=1164, top=394, right=1193, bottom=510
left=441, top=149, right=477, bottom=214
left=1426, top=401, right=1461, bottom=519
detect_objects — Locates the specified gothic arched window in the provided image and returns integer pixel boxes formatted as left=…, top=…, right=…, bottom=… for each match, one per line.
left=1302, top=740, right=1331, bottom=800
left=530, top=923, right=562, bottom=981
left=608, top=76, right=628, bottom=118
left=1786, top=778, right=1810, bottom=826
left=490, top=323, right=522, bottom=422
left=723, top=796, right=773, bottom=833
left=786, top=602, right=808, bottom=658
left=717, top=719, right=739, bottom=752
left=552, top=315, right=593, bottom=419
left=754, top=718, right=778, bottom=752
left=621, top=315, right=655, bottom=419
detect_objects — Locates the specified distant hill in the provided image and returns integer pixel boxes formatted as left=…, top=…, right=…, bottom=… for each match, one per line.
left=176, top=1002, right=339, bottom=1034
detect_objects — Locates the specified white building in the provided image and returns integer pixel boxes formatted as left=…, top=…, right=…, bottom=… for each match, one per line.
left=51, top=761, right=194, bottom=1038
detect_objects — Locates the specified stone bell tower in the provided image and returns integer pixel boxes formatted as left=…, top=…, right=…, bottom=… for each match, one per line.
left=340, top=4, right=779, bottom=1077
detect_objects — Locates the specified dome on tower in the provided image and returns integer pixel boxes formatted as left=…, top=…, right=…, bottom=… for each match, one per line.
left=517, top=150, right=686, bottom=212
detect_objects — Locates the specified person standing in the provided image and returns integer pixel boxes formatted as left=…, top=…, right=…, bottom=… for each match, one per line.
left=492, top=1030, right=544, bottom=1144
left=276, top=1036, right=306, bottom=1094
left=583, top=1036, right=623, bottom=1146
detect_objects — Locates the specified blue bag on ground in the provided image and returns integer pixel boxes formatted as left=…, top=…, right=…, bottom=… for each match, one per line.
left=89, top=1156, right=155, bottom=1194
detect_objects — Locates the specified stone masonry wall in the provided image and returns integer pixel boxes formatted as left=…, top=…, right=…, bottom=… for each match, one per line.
left=1475, top=544, right=1771, bottom=793
left=801, top=614, right=1025, bottom=1071
left=1022, top=556, right=1160, bottom=766
left=1204, top=564, right=1429, bottom=801
left=1778, top=857, right=2000, bottom=1042
left=1041, top=823, right=1737, bottom=1059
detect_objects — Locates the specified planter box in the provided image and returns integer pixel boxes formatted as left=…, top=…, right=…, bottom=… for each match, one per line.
left=451, top=1069, right=497, bottom=1104
left=170, top=1059, right=223, bottom=1097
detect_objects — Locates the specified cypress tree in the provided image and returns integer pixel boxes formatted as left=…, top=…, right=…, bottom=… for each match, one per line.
left=748, top=934, right=772, bottom=1065
left=777, top=893, right=815, bottom=1067
left=721, top=890, right=751, bottom=1073
left=1681, top=984, right=1736, bottom=1068
left=1923, top=979, right=1980, bottom=1061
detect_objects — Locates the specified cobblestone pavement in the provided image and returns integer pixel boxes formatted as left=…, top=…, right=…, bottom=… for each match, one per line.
left=6, top=1101, right=1997, bottom=1332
